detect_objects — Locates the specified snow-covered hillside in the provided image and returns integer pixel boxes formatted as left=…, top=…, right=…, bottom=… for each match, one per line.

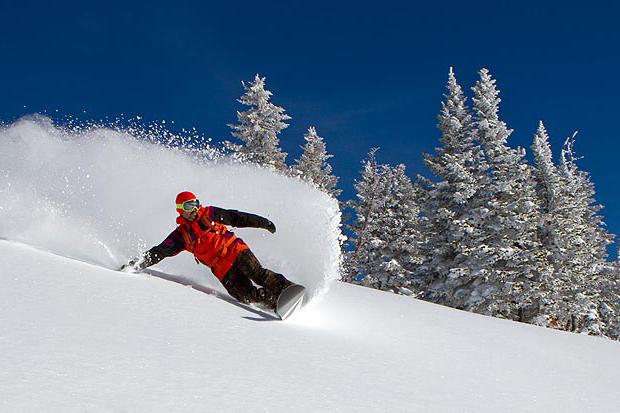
left=1, top=118, right=620, bottom=412
left=2, top=240, right=620, bottom=412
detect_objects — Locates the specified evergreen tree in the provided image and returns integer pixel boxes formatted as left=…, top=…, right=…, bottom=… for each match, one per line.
left=553, top=134, right=616, bottom=335
left=530, top=123, right=619, bottom=336
left=371, top=163, right=425, bottom=294
left=530, top=122, right=585, bottom=329
left=531, top=122, right=559, bottom=218
left=292, top=126, right=342, bottom=198
left=344, top=149, right=384, bottom=284
left=420, top=67, right=486, bottom=303
left=558, top=135, right=614, bottom=265
left=530, top=121, right=573, bottom=318
left=228, top=74, right=290, bottom=171
left=459, top=68, right=549, bottom=321
left=345, top=151, right=425, bottom=294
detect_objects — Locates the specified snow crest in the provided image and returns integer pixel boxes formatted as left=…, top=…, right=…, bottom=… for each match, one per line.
left=0, top=116, right=342, bottom=301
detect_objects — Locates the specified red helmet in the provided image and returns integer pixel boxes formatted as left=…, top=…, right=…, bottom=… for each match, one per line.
left=175, top=191, right=200, bottom=214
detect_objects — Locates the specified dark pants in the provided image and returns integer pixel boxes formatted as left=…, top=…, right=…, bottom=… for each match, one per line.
left=222, top=249, right=291, bottom=308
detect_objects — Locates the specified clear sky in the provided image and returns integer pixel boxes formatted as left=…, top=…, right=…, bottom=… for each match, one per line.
left=1, top=1, right=619, bottom=256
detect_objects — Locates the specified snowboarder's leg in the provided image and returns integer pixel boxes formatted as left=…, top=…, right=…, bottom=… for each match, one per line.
left=234, top=250, right=292, bottom=296
left=222, top=251, right=281, bottom=308
left=221, top=269, right=261, bottom=305
left=260, top=268, right=292, bottom=296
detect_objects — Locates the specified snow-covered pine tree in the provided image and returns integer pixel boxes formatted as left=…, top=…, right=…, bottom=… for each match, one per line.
left=531, top=122, right=559, bottom=219
left=344, top=148, right=385, bottom=284
left=420, top=67, right=486, bottom=303
left=559, top=134, right=614, bottom=266
left=529, top=121, right=620, bottom=338
left=553, top=134, right=617, bottom=335
left=461, top=68, right=549, bottom=321
left=345, top=151, right=425, bottom=294
left=530, top=121, right=583, bottom=328
left=292, top=126, right=342, bottom=198
left=604, top=260, right=620, bottom=339
left=375, top=163, right=425, bottom=295
left=228, top=74, right=290, bottom=171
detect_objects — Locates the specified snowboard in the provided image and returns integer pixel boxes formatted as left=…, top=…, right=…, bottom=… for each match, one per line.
left=275, top=283, right=306, bottom=320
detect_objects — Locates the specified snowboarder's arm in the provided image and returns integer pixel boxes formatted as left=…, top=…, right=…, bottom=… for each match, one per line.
left=141, top=230, right=185, bottom=267
left=121, top=229, right=185, bottom=272
left=209, top=206, right=276, bottom=233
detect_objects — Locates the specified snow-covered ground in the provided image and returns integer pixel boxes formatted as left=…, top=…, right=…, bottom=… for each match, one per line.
left=2, top=240, right=620, bottom=412
left=1, top=118, right=619, bottom=412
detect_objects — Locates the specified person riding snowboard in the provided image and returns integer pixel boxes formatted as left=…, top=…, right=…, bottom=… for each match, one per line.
left=121, top=191, right=292, bottom=309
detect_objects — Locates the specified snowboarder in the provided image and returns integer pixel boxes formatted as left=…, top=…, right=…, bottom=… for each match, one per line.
left=120, top=191, right=292, bottom=309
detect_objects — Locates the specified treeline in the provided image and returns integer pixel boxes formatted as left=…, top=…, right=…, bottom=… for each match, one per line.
left=224, top=71, right=620, bottom=340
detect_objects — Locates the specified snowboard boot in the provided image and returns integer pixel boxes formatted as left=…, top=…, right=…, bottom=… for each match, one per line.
left=275, top=279, right=294, bottom=297
left=256, top=287, right=278, bottom=310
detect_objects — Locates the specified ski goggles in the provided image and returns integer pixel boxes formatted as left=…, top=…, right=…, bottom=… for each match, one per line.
left=176, top=198, right=200, bottom=213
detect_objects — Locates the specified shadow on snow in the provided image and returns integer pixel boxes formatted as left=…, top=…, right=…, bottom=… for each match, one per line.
left=143, top=268, right=280, bottom=322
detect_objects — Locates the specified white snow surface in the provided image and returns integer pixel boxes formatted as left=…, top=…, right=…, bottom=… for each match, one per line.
left=1, top=118, right=620, bottom=412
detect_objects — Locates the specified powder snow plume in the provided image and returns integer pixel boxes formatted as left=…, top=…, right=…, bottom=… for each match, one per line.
left=0, top=116, right=342, bottom=301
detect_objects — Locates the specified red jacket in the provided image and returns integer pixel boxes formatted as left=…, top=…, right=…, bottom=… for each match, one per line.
left=141, top=206, right=271, bottom=280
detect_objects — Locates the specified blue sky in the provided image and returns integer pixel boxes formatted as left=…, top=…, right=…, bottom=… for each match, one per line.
left=1, top=1, right=619, bottom=256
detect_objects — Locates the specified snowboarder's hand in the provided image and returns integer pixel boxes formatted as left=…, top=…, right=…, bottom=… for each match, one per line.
left=120, top=258, right=139, bottom=273
left=264, top=220, right=276, bottom=234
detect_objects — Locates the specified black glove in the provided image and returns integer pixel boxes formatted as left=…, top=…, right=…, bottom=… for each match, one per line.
left=119, top=257, right=139, bottom=272
left=264, top=220, right=276, bottom=234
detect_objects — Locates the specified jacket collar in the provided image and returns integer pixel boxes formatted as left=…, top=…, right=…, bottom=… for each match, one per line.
left=176, top=206, right=207, bottom=227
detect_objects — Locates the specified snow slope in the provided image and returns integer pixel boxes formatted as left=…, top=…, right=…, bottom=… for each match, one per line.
left=1, top=117, right=620, bottom=412
left=2, top=240, right=620, bottom=412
